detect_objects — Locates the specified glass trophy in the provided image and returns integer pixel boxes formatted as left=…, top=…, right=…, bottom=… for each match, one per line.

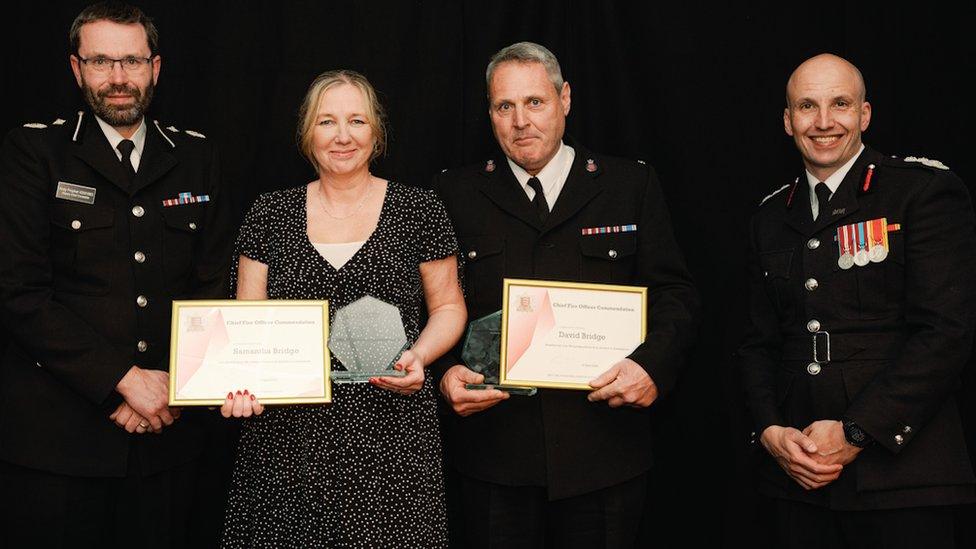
left=461, top=310, right=537, bottom=396
left=328, top=295, right=409, bottom=383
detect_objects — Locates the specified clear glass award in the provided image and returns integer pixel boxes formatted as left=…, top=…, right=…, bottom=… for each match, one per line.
left=328, top=295, right=409, bottom=383
left=461, top=310, right=537, bottom=396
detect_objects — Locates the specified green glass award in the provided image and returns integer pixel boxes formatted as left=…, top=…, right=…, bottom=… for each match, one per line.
left=461, top=310, right=536, bottom=396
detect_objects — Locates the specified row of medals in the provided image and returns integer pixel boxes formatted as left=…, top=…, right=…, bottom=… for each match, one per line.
left=838, top=240, right=887, bottom=269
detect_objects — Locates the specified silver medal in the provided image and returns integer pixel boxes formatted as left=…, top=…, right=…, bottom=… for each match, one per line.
left=869, top=245, right=888, bottom=263
left=854, top=250, right=870, bottom=267
left=838, top=253, right=855, bottom=270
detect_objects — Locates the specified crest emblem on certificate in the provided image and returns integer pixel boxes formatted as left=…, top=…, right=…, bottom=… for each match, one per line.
left=516, top=294, right=533, bottom=312
left=188, top=316, right=207, bottom=332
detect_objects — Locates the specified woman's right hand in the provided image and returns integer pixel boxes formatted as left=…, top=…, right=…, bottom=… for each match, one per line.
left=220, top=389, right=265, bottom=418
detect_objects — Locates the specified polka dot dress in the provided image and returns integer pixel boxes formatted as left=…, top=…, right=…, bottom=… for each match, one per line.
left=221, top=182, right=456, bottom=548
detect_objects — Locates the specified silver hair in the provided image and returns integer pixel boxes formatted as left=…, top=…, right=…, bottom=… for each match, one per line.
left=486, top=42, right=564, bottom=98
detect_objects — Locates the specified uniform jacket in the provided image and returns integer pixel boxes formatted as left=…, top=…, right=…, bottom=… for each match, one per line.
left=432, top=139, right=700, bottom=500
left=0, top=110, right=233, bottom=477
left=739, top=146, right=976, bottom=509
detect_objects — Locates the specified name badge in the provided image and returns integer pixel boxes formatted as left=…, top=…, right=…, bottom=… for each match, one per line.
left=55, top=181, right=97, bottom=205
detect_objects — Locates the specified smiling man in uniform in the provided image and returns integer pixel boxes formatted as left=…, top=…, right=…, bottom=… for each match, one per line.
left=740, top=53, right=976, bottom=548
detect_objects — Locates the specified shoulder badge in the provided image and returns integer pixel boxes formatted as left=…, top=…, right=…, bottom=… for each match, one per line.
left=759, top=184, right=791, bottom=206
left=903, top=156, right=949, bottom=170
left=184, top=130, right=206, bottom=139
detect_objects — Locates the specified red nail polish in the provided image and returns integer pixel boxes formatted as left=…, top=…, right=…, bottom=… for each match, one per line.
left=249, top=394, right=255, bottom=401
left=243, top=389, right=249, bottom=396
left=227, top=392, right=234, bottom=399
left=236, top=390, right=242, bottom=395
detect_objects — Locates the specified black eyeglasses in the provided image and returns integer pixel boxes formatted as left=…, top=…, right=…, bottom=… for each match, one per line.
left=77, top=55, right=154, bottom=74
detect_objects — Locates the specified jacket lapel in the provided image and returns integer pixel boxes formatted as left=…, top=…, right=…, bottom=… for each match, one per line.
left=808, top=147, right=881, bottom=235
left=542, top=142, right=603, bottom=234
left=478, top=156, right=545, bottom=231
left=131, top=119, right=177, bottom=195
left=784, top=147, right=880, bottom=236
left=71, top=111, right=131, bottom=192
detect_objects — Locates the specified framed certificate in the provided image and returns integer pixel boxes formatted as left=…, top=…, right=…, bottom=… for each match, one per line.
left=168, top=300, right=331, bottom=406
left=499, top=279, right=647, bottom=390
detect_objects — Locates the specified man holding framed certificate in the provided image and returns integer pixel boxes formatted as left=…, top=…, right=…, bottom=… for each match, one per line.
left=432, top=42, right=700, bottom=548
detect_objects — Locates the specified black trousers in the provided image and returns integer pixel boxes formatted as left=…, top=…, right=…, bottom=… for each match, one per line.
left=456, top=472, right=647, bottom=549
left=0, top=448, right=197, bottom=549
left=772, top=498, right=957, bottom=549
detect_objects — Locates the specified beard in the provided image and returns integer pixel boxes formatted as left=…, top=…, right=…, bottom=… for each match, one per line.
left=81, top=77, right=154, bottom=128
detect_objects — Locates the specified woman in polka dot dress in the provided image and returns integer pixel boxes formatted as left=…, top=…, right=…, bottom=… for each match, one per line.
left=219, top=70, right=465, bottom=548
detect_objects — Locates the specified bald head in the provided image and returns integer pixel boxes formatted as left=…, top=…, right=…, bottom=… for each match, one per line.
left=782, top=53, right=872, bottom=181
left=787, top=53, right=866, bottom=107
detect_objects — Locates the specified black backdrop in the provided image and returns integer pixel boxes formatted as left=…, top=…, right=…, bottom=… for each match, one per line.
left=4, top=1, right=975, bottom=546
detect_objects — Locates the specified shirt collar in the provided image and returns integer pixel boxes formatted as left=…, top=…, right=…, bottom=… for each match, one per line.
left=805, top=143, right=865, bottom=196
left=95, top=116, right=147, bottom=157
left=507, top=141, right=573, bottom=194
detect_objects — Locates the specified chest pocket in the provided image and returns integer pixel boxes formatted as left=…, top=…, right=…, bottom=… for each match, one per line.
left=759, top=249, right=794, bottom=320
left=459, top=235, right=504, bottom=312
left=49, top=202, right=116, bottom=295
left=827, top=231, right=904, bottom=320
left=161, top=204, right=205, bottom=293
left=579, top=232, right=637, bottom=283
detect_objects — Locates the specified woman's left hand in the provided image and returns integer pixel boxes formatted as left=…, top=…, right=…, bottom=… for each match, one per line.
left=371, top=349, right=425, bottom=395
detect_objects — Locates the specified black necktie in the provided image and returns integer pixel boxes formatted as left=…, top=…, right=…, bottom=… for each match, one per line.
left=814, top=182, right=831, bottom=220
left=526, top=177, right=549, bottom=223
left=117, top=139, right=136, bottom=186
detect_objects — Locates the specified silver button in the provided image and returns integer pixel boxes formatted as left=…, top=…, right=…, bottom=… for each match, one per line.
left=70, top=219, right=82, bottom=230
left=131, top=205, right=145, bottom=217
left=608, top=249, right=618, bottom=259
left=895, top=434, right=904, bottom=445
left=807, top=238, right=820, bottom=250
left=136, top=295, right=148, bottom=308
left=35, top=362, right=42, bottom=368
left=806, top=362, right=821, bottom=375
left=467, top=250, right=477, bottom=260
left=133, top=251, right=146, bottom=263
left=903, top=425, right=912, bottom=434
left=188, top=222, right=197, bottom=231
left=137, top=340, right=148, bottom=352
left=806, top=319, right=821, bottom=333
left=804, top=278, right=819, bottom=291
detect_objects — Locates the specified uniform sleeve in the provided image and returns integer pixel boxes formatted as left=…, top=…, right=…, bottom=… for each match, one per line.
left=844, top=171, right=976, bottom=454
left=0, top=129, right=131, bottom=405
left=235, top=192, right=274, bottom=265
left=737, top=215, right=786, bottom=436
left=624, top=165, right=701, bottom=397
left=417, top=188, right=459, bottom=263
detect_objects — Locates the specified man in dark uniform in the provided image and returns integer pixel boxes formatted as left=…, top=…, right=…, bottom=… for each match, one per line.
left=433, top=42, right=699, bottom=548
left=0, top=2, right=232, bottom=546
left=740, top=53, right=976, bottom=548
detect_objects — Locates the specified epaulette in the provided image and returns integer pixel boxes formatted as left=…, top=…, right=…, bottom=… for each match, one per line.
left=22, top=116, right=71, bottom=130
left=759, top=183, right=791, bottom=207
left=888, top=155, right=950, bottom=171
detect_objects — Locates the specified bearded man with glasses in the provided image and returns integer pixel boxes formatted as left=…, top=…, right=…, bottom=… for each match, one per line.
left=0, top=2, right=232, bottom=546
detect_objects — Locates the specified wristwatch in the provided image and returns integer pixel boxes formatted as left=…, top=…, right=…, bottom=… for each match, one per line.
left=842, top=419, right=873, bottom=448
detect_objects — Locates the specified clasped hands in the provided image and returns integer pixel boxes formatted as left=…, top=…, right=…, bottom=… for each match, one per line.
left=760, top=419, right=863, bottom=490
left=110, top=366, right=181, bottom=434
left=440, top=358, right=658, bottom=417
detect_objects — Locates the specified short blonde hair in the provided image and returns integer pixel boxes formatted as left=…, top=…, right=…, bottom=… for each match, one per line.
left=296, top=70, right=387, bottom=172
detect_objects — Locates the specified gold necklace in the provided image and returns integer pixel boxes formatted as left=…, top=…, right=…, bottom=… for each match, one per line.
left=316, top=179, right=372, bottom=220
